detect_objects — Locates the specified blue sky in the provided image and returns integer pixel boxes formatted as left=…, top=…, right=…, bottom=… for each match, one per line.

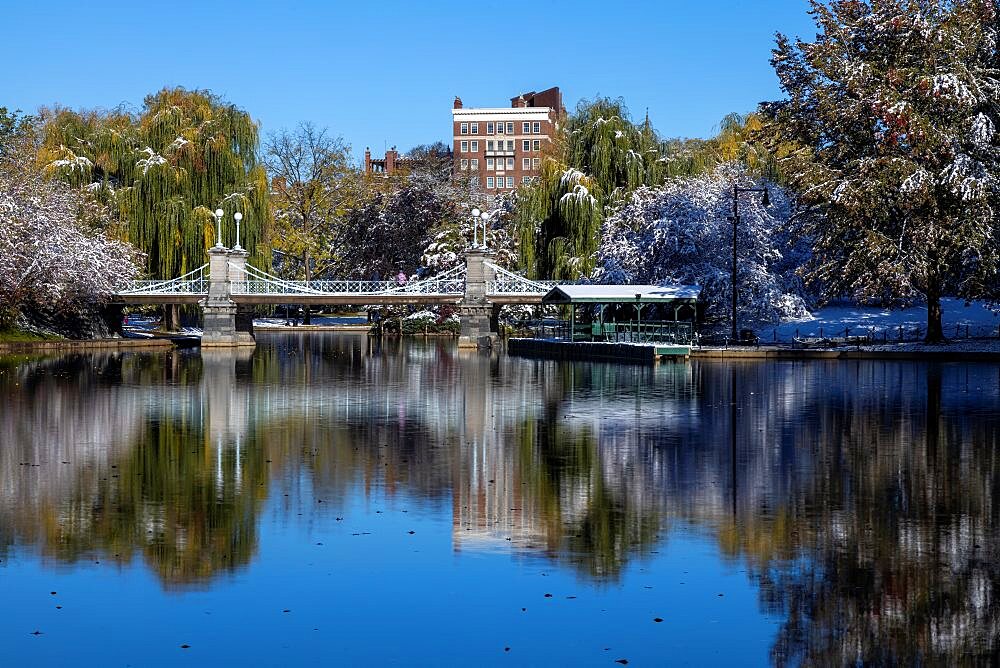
left=1, top=0, right=817, bottom=160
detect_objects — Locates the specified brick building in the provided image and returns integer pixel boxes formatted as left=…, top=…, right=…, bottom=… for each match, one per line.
left=452, top=87, right=563, bottom=201
left=364, top=145, right=453, bottom=176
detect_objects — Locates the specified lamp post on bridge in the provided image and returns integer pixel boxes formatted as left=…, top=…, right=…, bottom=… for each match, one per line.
left=214, top=208, right=225, bottom=248
left=233, top=212, right=243, bottom=250
left=729, top=183, right=770, bottom=343
left=471, top=207, right=481, bottom=248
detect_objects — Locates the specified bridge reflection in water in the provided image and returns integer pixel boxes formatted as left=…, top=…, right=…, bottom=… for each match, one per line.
left=1, top=338, right=999, bottom=663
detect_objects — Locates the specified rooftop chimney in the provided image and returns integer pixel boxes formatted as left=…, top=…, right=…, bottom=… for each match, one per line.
left=454, top=96, right=463, bottom=109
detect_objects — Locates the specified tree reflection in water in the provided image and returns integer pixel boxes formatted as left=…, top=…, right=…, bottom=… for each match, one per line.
left=1, top=337, right=999, bottom=662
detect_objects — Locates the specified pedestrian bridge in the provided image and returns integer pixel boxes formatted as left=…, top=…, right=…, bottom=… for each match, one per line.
left=113, top=245, right=552, bottom=347
left=116, top=258, right=553, bottom=306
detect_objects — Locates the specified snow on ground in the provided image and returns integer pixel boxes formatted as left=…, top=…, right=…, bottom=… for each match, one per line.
left=758, top=298, right=1000, bottom=343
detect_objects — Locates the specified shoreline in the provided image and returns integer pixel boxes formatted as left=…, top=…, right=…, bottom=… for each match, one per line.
left=690, top=347, right=1000, bottom=361
left=0, top=338, right=174, bottom=355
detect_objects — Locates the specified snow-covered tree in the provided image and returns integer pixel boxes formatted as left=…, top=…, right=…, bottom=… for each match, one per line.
left=767, top=0, right=1000, bottom=341
left=596, top=163, right=811, bottom=326
left=0, top=127, right=141, bottom=332
left=421, top=191, right=518, bottom=273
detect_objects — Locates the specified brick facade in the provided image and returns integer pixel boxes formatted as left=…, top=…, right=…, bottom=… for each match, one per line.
left=452, top=86, right=563, bottom=202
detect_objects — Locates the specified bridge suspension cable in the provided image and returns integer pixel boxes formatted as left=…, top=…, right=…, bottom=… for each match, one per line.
left=118, top=263, right=209, bottom=295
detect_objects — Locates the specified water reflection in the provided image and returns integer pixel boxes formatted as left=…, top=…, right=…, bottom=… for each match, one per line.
left=1, top=337, right=999, bottom=663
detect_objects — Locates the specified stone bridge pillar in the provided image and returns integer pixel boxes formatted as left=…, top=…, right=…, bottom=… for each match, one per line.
left=201, top=247, right=255, bottom=347
left=458, top=250, right=498, bottom=349
left=226, top=249, right=256, bottom=343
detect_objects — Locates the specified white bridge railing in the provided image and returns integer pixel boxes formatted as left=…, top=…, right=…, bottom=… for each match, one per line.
left=118, top=264, right=209, bottom=295
left=116, top=261, right=557, bottom=298
left=484, top=262, right=554, bottom=295
left=229, top=263, right=468, bottom=296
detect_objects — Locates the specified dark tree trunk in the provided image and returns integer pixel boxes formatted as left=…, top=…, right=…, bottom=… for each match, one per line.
left=162, top=304, right=180, bottom=332
left=925, top=281, right=944, bottom=343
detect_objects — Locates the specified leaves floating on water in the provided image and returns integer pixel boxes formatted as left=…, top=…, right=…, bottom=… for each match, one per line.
left=654, top=617, right=663, bottom=623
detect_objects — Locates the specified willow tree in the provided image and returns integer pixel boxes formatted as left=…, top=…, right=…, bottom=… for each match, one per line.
left=40, top=88, right=271, bottom=279
left=515, top=98, right=666, bottom=279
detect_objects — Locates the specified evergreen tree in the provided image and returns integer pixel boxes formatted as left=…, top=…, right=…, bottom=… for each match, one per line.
left=767, top=0, right=1000, bottom=341
left=40, top=88, right=271, bottom=279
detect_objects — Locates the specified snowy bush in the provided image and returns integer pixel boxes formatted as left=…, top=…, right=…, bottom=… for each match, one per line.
left=595, top=163, right=812, bottom=325
left=0, top=134, right=141, bottom=330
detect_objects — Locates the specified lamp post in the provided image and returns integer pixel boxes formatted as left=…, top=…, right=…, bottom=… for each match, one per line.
left=214, top=208, right=225, bottom=248
left=481, top=211, right=491, bottom=251
left=471, top=207, right=481, bottom=248
left=233, top=212, right=244, bottom=250
left=730, top=184, right=770, bottom=343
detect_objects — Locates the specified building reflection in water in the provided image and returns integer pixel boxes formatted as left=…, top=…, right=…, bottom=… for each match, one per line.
left=1, top=337, right=999, bottom=662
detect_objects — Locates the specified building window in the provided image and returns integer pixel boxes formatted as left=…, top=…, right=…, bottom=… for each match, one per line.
left=533, top=140, right=541, bottom=151
left=486, top=158, right=494, bottom=170
left=470, top=158, right=479, bottom=170
left=461, top=159, right=468, bottom=170
left=497, top=122, right=504, bottom=134
left=471, top=140, right=479, bottom=152
left=487, top=122, right=494, bottom=134
left=522, top=158, right=530, bottom=170
left=506, top=157, right=514, bottom=170
left=533, top=121, right=541, bottom=133
left=506, top=140, right=514, bottom=151
left=471, top=123, right=479, bottom=134
left=461, top=123, right=468, bottom=135
left=522, top=121, right=530, bottom=133
left=506, top=176, right=514, bottom=188
left=522, top=176, right=531, bottom=184
left=460, top=141, right=468, bottom=153
left=522, top=140, right=530, bottom=151
left=532, top=157, right=540, bottom=169
left=505, top=122, right=514, bottom=134
left=471, top=176, right=480, bottom=187
left=487, top=140, right=495, bottom=151
left=487, top=177, right=495, bottom=189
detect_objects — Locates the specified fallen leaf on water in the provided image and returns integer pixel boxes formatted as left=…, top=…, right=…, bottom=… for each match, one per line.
left=30, top=630, right=43, bottom=636
left=407, top=531, right=415, bottom=535
left=543, top=594, right=553, bottom=598
left=180, top=644, right=190, bottom=649
left=615, top=660, right=628, bottom=665
left=654, top=617, right=663, bottom=623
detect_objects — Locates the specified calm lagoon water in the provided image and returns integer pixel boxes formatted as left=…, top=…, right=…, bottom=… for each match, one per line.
left=1, top=333, right=999, bottom=666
